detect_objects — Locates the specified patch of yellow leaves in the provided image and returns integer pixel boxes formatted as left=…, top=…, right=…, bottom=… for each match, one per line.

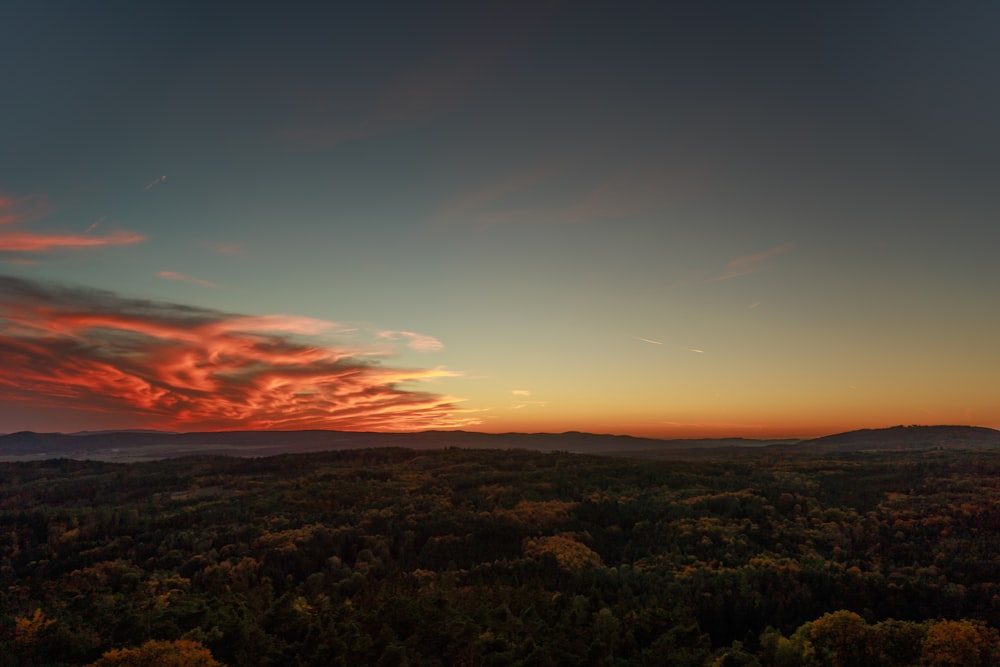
left=522, top=534, right=602, bottom=571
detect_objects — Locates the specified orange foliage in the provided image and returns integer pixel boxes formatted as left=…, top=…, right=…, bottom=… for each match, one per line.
left=494, top=499, right=577, bottom=527
left=86, top=639, right=223, bottom=666
left=920, top=619, right=1000, bottom=667
left=14, top=608, right=54, bottom=646
left=522, top=534, right=602, bottom=571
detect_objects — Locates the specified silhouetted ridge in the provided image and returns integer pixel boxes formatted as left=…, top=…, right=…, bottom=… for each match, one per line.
left=796, top=425, right=1000, bottom=452
left=3, top=425, right=998, bottom=461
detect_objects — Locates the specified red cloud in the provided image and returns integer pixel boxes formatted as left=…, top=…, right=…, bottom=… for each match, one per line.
left=0, top=193, right=144, bottom=254
left=0, top=276, right=473, bottom=432
left=0, top=230, right=145, bottom=252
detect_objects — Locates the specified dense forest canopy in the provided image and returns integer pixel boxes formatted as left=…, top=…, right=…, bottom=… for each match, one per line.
left=4, top=446, right=1000, bottom=665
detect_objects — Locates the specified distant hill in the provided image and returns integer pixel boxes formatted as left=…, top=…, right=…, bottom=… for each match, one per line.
left=2, top=425, right=998, bottom=461
left=791, top=425, right=1000, bottom=452
left=0, top=429, right=795, bottom=461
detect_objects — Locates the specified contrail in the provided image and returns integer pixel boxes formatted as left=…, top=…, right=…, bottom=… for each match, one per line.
left=633, top=336, right=663, bottom=345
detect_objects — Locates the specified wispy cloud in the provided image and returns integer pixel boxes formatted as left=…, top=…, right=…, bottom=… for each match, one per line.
left=508, top=389, right=544, bottom=409
left=633, top=336, right=663, bottom=345
left=85, top=216, right=105, bottom=233
left=552, top=168, right=692, bottom=225
left=0, top=275, right=473, bottom=431
left=0, top=194, right=50, bottom=226
left=157, top=271, right=219, bottom=289
left=0, top=193, right=144, bottom=256
left=212, top=243, right=244, bottom=256
left=282, top=4, right=559, bottom=148
left=431, top=162, right=559, bottom=227
left=2, top=231, right=144, bottom=252
left=377, top=329, right=445, bottom=352
left=708, top=243, right=793, bottom=282
left=143, top=175, right=167, bottom=191
left=432, top=162, right=693, bottom=229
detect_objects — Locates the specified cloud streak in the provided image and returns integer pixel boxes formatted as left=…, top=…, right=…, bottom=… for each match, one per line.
left=708, top=243, right=793, bottom=282
left=143, top=175, right=167, bottom=191
left=0, top=276, right=472, bottom=431
left=433, top=163, right=691, bottom=229
left=0, top=193, right=145, bottom=255
left=1, top=230, right=144, bottom=252
left=377, top=329, right=445, bottom=352
left=157, top=271, right=219, bottom=288
left=633, top=336, right=663, bottom=345
left=282, top=3, right=559, bottom=147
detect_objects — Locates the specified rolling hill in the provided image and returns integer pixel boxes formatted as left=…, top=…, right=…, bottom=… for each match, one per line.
left=3, top=424, right=1000, bottom=461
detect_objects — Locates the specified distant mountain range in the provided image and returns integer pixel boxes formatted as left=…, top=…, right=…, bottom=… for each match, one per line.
left=791, top=425, right=1000, bottom=452
left=1, top=425, right=998, bottom=462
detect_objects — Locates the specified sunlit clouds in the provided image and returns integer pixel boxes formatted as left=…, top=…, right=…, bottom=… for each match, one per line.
left=510, top=389, right=545, bottom=410
left=0, top=193, right=144, bottom=256
left=0, top=276, right=472, bottom=432
left=376, top=330, right=445, bottom=352
left=0, top=195, right=43, bottom=225
left=1, top=230, right=145, bottom=252
left=3, top=2, right=999, bottom=438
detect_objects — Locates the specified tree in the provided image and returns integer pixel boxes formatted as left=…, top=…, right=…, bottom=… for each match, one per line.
left=797, top=610, right=873, bottom=667
left=86, top=639, right=223, bottom=666
left=920, top=619, right=1000, bottom=667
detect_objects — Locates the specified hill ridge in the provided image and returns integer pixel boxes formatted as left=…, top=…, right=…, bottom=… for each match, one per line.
left=2, top=424, right=998, bottom=461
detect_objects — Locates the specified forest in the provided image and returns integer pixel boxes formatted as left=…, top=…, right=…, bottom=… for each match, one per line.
left=3, top=445, right=1000, bottom=666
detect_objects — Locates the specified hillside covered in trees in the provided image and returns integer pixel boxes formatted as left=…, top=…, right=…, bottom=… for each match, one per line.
left=4, top=446, right=1000, bottom=665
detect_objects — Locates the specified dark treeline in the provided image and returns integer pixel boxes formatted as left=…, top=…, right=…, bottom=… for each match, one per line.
left=3, top=447, right=1000, bottom=665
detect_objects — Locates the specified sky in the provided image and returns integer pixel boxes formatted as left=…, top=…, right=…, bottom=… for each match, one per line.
left=1, top=1, right=999, bottom=438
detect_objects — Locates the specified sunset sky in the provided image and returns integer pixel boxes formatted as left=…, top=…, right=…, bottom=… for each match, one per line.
left=2, top=2, right=999, bottom=438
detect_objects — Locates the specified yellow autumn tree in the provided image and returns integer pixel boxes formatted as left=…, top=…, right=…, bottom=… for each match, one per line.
left=920, top=619, right=1000, bottom=667
left=14, top=607, right=55, bottom=647
left=523, top=534, right=602, bottom=570
left=86, top=639, right=224, bottom=667
left=798, top=609, right=874, bottom=667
